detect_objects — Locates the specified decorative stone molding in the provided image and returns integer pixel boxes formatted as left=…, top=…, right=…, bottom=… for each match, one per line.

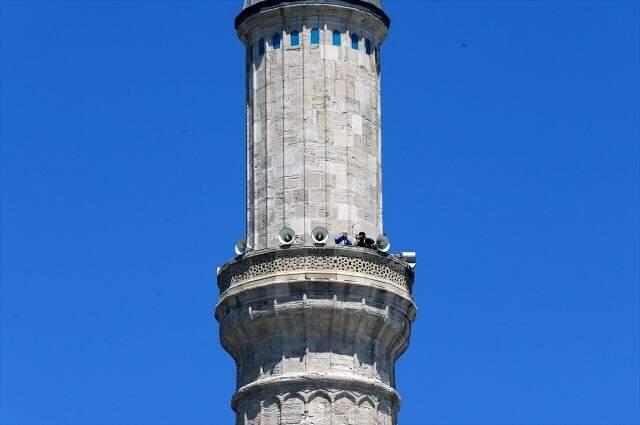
left=217, top=249, right=415, bottom=424
left=236, top=384, right=396, bottom=425
left=217, top=246, right=414, bottom=295
left=237, top=0, right=390, bottom=36
left=232, top=372, right=400, bottom=409
left=217, top=290, right=414, bottom=388
left=216, top=248, right=416, bottom=410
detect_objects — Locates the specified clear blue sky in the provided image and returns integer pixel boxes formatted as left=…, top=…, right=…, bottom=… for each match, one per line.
left=1, top=1, right=638, bottom=424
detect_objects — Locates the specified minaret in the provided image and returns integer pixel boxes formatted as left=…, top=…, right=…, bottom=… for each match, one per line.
left=215, top=0, right=417, bottom=423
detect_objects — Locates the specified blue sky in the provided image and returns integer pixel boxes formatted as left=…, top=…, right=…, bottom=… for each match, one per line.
left=1, top=1, right=638, bottom=424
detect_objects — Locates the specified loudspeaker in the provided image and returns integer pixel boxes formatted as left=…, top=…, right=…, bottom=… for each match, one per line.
left=234, top=239, right=250, bottom=256
left=375, top=235, right=391, bottom=253
left=277, top=228, right=296, bottom=247
left=400, top=251, right=416, bottom=263
left=401, top=251, right=416, bottom=269
left=311, top=226, right=329, bottom=245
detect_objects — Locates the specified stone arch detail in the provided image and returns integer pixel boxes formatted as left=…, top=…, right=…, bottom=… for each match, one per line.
left=262, top=397, right=281, bottom=425
left=233, top=387, right=401, bottom=424
left=238, top=397, right=261, bottom=425
left=307, top=391, right=332, bottom=425
left=333, top=392, right=357, bottom=425
left=281, top=393, right=305, bottom=425
left=356, top=397, right=377, bottom=425
left=376, top=399, right=393, bottom=425
left=282, top=392, right=303, bottom=401
left=357, top=395, right=377, bottom=408
left=306, top=390, right=333, bottom=404
left=333, top=391, right=358, bottom=403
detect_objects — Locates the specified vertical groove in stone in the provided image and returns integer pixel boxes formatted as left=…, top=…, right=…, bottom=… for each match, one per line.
left=302, top=25, right=306, bottom=239
left=302, top=290, right=310, bottom=373
left=351, top=303, right=365, bottom=376
left=361, top=36, right=367, bottom=235
left=385, top=322, right=404, bottom=390
left=247, top=45, right=255, bottom=248
left=323, top=24, right=329, bottom=230
left=245, top=48, right=249, bottom=246
left=264, top=40, right=269, bottom=247
left=371, top=311, right=388, bottom=381
left=329, top=294, right=337, bottom=375
left=376, top=48, right=383, bottom=233
left=346, top=29, right=351, bottom=233
left=282, top=29, right=286, bottom=230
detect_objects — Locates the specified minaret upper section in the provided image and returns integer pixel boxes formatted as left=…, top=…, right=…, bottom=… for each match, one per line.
left=238, top=0, right=390, bottom=250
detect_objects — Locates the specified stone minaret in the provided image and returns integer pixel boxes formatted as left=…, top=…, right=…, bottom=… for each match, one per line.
left=215, top=0, right=417, bottom=423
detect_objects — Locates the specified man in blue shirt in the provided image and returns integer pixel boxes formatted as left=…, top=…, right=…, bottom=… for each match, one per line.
left=335, top=232, right=352, bottom=246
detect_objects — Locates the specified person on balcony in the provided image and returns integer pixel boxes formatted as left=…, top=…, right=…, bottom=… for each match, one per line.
left=355, top=232, right=376, bottom=249
left=335, top=232, right=352, bottom=246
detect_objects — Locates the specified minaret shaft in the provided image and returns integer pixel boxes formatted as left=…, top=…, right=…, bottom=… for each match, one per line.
left=241, top=3, right=387, bottom=251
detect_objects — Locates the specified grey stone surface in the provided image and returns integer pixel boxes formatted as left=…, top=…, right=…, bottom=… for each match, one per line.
left=217, top=248, right=415, bottom=424
left=215, top=2, right=415, bottom=423
left=241, top=3, right=387, bottom=250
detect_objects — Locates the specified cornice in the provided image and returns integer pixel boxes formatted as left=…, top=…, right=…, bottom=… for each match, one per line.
left=236, top=0, right=390, bottom=30
left=231, top=372, right=401, bottom=410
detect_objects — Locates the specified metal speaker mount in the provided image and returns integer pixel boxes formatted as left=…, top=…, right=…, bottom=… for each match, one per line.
left=235, top=239, right=249, bottom=256
left=277, top=228, right=296, bottom=247
left=311, top=226, right=329, bottom=246
left=375, top=235, right=391, bottom=253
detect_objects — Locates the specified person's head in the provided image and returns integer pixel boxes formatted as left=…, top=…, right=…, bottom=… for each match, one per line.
left=358, top=232, right=366, bottom=238
left=342, top=232, right=348, bottom=237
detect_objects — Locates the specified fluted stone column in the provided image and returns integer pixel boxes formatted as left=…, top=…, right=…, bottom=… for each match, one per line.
left=216, top=1, right=416, bottom=423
